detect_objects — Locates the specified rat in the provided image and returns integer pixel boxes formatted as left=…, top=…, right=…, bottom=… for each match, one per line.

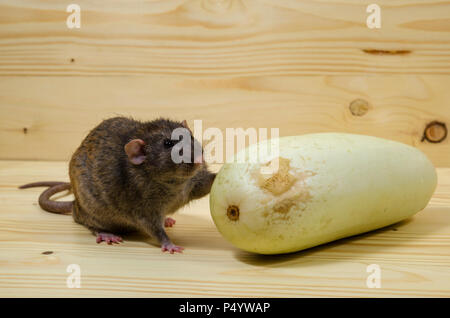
left=19, top=116, right=216, bottom=254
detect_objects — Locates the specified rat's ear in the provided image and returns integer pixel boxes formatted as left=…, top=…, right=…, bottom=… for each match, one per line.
left=124, top=139, right=147, bottom=165
left=181, top=120, right=189, bottom=129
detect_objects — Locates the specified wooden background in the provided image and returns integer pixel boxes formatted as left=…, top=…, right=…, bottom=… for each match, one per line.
left=1, top=0, right=450, bottom=298
left=0, top=0, right=449, bottom=165
left=1, top=160, right=449, bottom=297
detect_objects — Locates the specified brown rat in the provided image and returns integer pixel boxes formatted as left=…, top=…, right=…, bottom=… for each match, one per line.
left=19, top=116, right=216, bottom=253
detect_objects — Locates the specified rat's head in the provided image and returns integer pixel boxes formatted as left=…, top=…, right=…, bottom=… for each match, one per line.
left=124, top=119, right=204, bottom=178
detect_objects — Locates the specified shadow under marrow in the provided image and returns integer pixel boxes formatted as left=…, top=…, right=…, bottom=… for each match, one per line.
left=232, top=216, right=439, bottom=267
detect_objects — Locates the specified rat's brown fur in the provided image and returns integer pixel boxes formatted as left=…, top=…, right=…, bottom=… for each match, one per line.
left=20, top=116, right=216, bottom=252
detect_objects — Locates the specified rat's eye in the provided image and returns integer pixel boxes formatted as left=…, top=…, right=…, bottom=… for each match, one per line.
left=163, top=139, right=175, bottom=148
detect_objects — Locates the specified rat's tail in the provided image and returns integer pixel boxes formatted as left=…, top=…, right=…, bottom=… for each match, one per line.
left=19, top=182, right=73, bottom=214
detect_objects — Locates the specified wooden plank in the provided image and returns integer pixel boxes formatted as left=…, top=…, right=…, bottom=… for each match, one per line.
left=0, top=0, right=449, bottom=76
left=1, top=75, right=449, bottom=165
left=0, top=160, right=449, bottom=297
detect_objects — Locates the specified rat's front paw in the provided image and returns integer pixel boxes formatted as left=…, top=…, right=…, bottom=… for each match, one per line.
left=161, top=242, right=184, bottom=254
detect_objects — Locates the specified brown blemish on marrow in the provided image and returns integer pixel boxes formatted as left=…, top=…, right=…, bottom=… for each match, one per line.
left=362, top=49, right=411, bottom=55
left=227, top=205, right=240, bottom=221
left=273, top=198, right=297, bottom=214
left=257, top=157, right=315, bottom=222
left=258, top=157, right=296, bottom=196
left=272, top=192, right=312, bottom=220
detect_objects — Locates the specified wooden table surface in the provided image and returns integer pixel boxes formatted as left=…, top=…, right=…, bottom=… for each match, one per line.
left=1, top=160, right=449, bottom=297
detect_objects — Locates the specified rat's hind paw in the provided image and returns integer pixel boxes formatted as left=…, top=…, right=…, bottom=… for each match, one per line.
left=96, top=232, right=123, bottom=245
left=161, top=242, right=184, bottom=254
left=164, top=217, right=176, bottom=227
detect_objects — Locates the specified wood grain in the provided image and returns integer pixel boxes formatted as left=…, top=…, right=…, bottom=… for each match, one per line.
left=1, top=0, right=449, bottom=297
left=1, top=0, right=449, bottom=164
left=0, top=0, right=450, bottom=77
left=1, top=75, right=449, bottom=165
left=0, top=160, right=449, bottom=297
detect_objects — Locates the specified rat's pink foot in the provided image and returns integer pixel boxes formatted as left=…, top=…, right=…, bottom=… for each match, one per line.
left=164, top=217, right=176, bottom=227
left=161, top=242, right=184, bottom=254
left=96, top=232, right=123, bottom=245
